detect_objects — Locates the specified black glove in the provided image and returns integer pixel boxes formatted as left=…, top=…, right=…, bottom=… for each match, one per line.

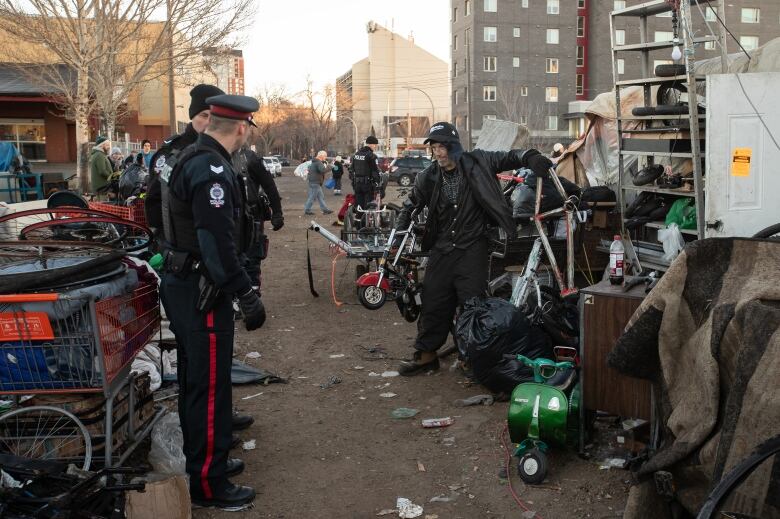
left=271, top=213, right=284, bottom=231
left=238, top=288, right=266, bottom=331
left=526, top=151, right=553, bottom=179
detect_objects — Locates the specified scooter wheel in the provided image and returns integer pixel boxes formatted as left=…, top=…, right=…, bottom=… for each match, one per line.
left=358, top=285, right=387, bottom=310
left=517, top=448, right=548, bottom=485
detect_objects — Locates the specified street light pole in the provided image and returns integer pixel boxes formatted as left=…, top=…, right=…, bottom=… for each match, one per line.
left=405, top=86, right=436, bottom=124
left=342, top=115, right=359, bottom=153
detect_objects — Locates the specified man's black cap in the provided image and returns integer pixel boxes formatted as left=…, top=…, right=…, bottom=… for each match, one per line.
left=189, top=84, right=225, bottom=119
left=365, top=135, right=379, bottom=145
left=424, top=121, right=460, bottom=145
left=206, top=94, right=259, bottom=127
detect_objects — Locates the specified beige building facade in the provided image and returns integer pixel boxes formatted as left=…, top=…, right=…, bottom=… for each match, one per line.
left=336, top=21, right=450, bottom=156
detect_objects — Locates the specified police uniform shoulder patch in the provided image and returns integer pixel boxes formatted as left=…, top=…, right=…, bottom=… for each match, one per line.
left=154, top=155, right=167, bottom=173
left=210, top=164, right=224, bottom=174
left=209, top=182, right=225, bottom=208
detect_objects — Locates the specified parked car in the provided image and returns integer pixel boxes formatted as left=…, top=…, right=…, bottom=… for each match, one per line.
left=275, top=156, right=290, bottom=166
left=264, top=156, right=282, bottom=177
left=389, top=157, right=432, bottom=187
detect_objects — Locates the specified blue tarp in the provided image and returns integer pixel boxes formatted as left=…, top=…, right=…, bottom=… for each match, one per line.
left=0, top=142, right=18, bottom=172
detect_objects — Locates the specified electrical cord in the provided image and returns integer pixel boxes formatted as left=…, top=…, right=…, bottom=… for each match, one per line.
left=498, top=422, right=544, bottom=519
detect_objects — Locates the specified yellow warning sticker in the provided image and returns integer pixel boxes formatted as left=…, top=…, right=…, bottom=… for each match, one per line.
left=731, top=148, right=752, bottom=177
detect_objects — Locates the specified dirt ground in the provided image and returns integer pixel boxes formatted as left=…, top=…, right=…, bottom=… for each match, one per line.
left=194, top=169, right=631, bottom=519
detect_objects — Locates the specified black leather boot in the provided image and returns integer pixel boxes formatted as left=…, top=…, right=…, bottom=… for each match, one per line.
left=399, top=350, right=440, bottom=376
left=225, top=458, right=245, bottom=478
left=232, top=411, right=254, bottom=431
left=191, top=482, right=256, bottom=511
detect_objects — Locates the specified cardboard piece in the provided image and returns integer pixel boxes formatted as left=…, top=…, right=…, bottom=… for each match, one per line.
left=125, top=476, right=191, bottom=519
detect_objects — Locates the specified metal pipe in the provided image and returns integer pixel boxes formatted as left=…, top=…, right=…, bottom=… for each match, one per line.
left=309, top=221, right=356, bottom=255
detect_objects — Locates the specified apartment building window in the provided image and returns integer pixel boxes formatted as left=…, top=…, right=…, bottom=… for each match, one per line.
left=484, top=26, right=497, bottom=42
left=483, top=85, right=497, bottom=101
left=615, top=29, right=626, bottom=46
left=576, top=46, right=585, bottom=67
left=520, top=86, right=528, bottom=96
left=740, top=35, right=759, bottom=50
left=0, top=120, right=46, bottom=161
left=617, top=59, right=625, bottom=75
left=522, top=0, right=528, bottom=7
left=513, top=56, right=520, bottom=67
left=453, top=35, right=458, bottom=50
left=547, top=0, right=559, bottom=15
left=465, top=0, right=471, bottom=16
left=453, top=60, right=458, bottom=77
left=484, top=56, right=497, bottom=72
left=464, top=115, right=468, bottom=130
left=484, top=0, right=496, bottom=12
left=546, top=29, right=559, bottom=44
left=576, top=74, right=584, bottom=95
left=578, top=0, right=585, bottom=8
left=704, top=40, right=716, bottom=50
left=614, top=0, right=625, bottom=10
left=519, top=115, right=528, bottom=125
left=577, top=17, right=585, bottom=37
left=545, top=87, right=558, bottom=102
left=546, top=58, right=559, bottom=73
left=484, top=114, right=497, bottom=123
left=455, top=90, right=460, bottom=105
left=705, top=6, right=717, bottom=22
left=513, top=27, right=520, bottom=37
left=547, top=116, right=559, bottom=130
left=453, top=6, right=457, bottom=22
left=655, top=31, right=673, bottom=42
left=741, top=8, right=760, bottom=23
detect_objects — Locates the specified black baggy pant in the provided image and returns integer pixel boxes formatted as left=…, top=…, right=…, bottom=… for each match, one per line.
left=415, top=239, right=488, bottom=352
left=353, top=181, right=374, bottom=211
left=160, top=271, right=233, bottom=498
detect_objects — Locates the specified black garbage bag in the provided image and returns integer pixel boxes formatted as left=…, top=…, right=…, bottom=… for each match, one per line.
left=119, top=163, right=147, bottom=200
left=456, top=297, right=553, bottom=393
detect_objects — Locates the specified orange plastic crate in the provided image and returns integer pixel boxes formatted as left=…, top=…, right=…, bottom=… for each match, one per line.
left=89, top=200, right=147, bottom=226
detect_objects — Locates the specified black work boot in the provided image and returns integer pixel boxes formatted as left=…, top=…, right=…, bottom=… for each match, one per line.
left=232, top=411, right=254, bottom=431
left=230, top=435, right=241, bottom=450
left=191, top=482, right=256, bottom=511
left=399, top=350, right=440, bottom=376
left=225, top=458, right=245, bottom=478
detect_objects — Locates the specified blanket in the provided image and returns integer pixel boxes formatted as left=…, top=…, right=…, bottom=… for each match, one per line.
left=609, top=238, right=780, bottom=518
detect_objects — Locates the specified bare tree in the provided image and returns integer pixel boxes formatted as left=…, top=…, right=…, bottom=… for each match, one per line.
left=496, top=82, right=557, bottom=149
left=251, top=85, right=291, bottom=155
left=0, top=0, right=254, bottom=190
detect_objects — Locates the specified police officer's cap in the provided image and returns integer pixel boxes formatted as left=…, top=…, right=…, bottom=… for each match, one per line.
left=206, top=94, right=259, bottom=127
left=365, top=135, right=379, bottom=145
left=424, top=121, right=460, bottom=145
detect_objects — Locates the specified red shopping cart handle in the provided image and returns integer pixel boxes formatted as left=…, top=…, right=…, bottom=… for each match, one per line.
left=496, top=173, right=524, bottom=183
left=0, top=293, right=59, bottom=303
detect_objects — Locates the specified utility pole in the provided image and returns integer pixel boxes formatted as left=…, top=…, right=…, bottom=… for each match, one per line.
left=386, top=90, right=391, bottom=156
left=716, top=0, right=729, bottom=72
left=406, top=87, right=411, bottom=150
left=465, top=27, right=473, bottom=150
left=166, top=0, right=176, bottom=133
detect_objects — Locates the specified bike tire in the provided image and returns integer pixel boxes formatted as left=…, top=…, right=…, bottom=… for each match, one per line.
left=752, top=223, right=780, bottom=240
left=655, top=64, right=686, bottom=77
left=20, top=217, right=151, bottom=252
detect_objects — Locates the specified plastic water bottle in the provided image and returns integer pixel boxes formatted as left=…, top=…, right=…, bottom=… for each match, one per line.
left=609, top=235, right=625, bottom=285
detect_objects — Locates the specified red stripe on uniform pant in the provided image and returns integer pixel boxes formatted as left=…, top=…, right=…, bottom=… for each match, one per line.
left=200, top=310, right=217, bottom=499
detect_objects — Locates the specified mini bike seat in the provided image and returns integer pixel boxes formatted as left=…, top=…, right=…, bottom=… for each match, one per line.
left=545, top=368, right=577, bottom=392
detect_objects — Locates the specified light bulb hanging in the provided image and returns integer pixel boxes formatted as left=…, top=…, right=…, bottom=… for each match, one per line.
left=671, top=6, right=682, bottom=61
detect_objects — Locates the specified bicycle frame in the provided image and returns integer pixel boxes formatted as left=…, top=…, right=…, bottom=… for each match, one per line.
left=376, top=212, right=418, bottom=288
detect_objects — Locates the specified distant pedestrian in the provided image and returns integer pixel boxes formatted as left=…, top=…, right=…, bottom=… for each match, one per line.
left=137, top=139, right=154, bottom=170
left=303, top=150, right=333, bottom=215
left=110, top=146, right=124, bottom=172
left=331, top=156, right=345, bottom=195
left=89, top=136, right=114, bottom=193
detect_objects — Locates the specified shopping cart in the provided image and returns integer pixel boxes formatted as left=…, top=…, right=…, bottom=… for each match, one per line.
left=0, top=282, right=162, bottom=470
left=88, top=199, right=147, bottom=227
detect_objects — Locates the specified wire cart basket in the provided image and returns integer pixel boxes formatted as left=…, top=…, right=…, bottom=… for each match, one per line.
left=0, top=282, right=162, bottom=470
left=89, top=199, right=147, bottom=227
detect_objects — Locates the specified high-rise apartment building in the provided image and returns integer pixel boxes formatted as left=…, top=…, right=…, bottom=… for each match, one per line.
left=451, top=0, right=780, bottom=147
left=204, top=48, right=245, bottom=95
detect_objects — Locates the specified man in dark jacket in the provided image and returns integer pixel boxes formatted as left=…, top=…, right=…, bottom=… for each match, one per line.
left=395, top=122, right=553, bottom=375
left=303, top=150, right=332, bottom=215
left=349, top=136, right=381, bottom=211
left=146, top=84, right=225, bottom=242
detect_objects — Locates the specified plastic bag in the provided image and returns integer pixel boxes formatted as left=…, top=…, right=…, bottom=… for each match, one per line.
left=456, top=297, right=552, bottom=393
left=324, top=177, right=336, bottom=190
left=658, top=223, right=686, bottom=262
left=148, top=412, right=185, bottom=475
left=665, top=198, right=697, bottom=230
left=510, top=183, right=536, bottom=218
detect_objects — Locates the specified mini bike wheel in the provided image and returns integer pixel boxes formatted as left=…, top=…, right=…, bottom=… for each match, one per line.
left=358, top=285, right=387, bottom=310
left=0, top=405, right=92, bottom=471
left=517, top=448, right=548, bottom=485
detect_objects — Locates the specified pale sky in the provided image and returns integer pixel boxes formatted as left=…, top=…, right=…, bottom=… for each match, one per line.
left=243, top=0, right=450, bottom=95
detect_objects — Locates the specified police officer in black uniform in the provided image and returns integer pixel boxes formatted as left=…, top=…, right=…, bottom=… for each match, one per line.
left=349, top=135, right=381, bottom=212
left=146, top=84, right=224, bottom=243
left=232, top=146, right=284, bottom=290
left=158, top=94, right=265, bottom=510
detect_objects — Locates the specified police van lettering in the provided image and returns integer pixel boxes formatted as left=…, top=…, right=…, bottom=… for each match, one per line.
left=209, top=183, right=225, bottom=208
left=210, top=164, right=224, bottom=174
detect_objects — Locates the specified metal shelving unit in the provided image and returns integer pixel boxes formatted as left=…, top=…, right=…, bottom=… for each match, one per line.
left=611, top=0, right=707, bottom=271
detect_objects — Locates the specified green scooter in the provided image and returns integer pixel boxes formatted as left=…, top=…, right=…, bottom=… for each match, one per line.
left=507, top=347, right=581, bottom=484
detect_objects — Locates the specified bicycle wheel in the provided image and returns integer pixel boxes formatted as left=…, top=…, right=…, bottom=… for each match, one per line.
left=0, top=208, right=118, bottom=241
left=0, top=405, right=92, bottom=471
left=20, top=217, right=151, bottom=252
left=753, top=223, right=780, bottom=240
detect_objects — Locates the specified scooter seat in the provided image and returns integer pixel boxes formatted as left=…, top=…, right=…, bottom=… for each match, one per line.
left=546, top=368, right=577, bottom=392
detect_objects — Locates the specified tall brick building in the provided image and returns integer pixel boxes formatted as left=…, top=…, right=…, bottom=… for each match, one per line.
left=450, top=0, right=780, bottom=147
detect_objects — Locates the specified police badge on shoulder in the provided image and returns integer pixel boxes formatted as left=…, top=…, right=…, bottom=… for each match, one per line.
left=209, top=183, right=225, bottom=208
